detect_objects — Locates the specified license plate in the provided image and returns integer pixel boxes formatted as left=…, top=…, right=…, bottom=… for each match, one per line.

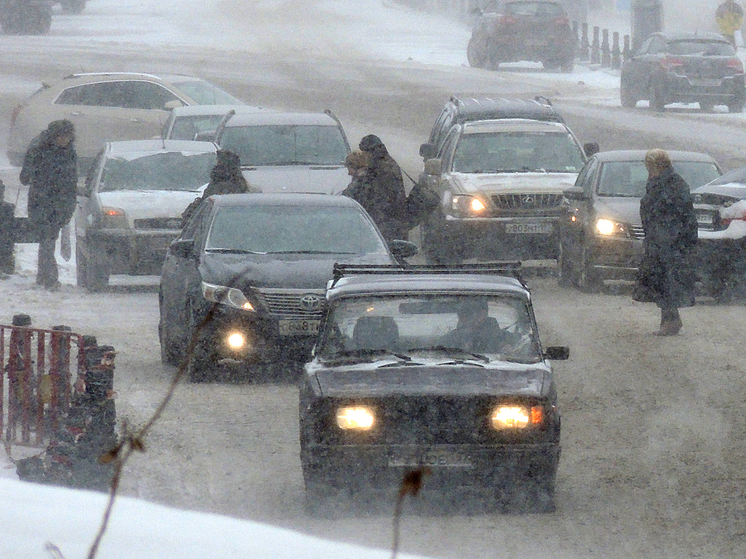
left=690, top=78, right=721, bottom=87
left=504, top=222, right=553, bottom=234
left=278, top=319, right=320, bottom=336
left=388, top=449, right=473, bottom=468
left=696, top=211, right=715, bottom=226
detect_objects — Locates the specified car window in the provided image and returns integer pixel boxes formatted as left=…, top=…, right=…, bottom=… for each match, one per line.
left=99, top=151, right=216, bottom=192
left=55, top=80, right=180, bottom=109
left=181, top=200, right=212, bottom=242
left=504, top=1, right=564, bottom=16
left=637, top=36, right=654, bottom=54
left=317, top=294, right=541, bottom=362
left=218, top=125, right=348, bottom=166
left=647, top=36, right=667, bottom=54
left=431, top=108, right=454, bottom=147
left=666, top=40, right=735, bottom=56
left=597, top=160, right=721, bottom=197
left=126, top=81, right=182, bottom=110
left=206, top=205, right=388, bottom=255
left=169, top=79, right=244, bottom=105
left=709, top=165, right=746, bottom=185
left=168, top=115, right=227, bottom=140
left=574, top=157, right=597, bottom=189
left=452, top=131, right=584, bottom=173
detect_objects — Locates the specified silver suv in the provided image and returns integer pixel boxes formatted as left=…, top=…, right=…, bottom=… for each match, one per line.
left=421, top=118, right=590, bottom=263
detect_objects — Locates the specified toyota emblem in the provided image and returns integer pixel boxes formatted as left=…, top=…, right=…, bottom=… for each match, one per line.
left=299, top=294, right=322, bottom=312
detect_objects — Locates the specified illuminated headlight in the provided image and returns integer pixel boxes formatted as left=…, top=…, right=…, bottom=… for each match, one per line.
left=451, top=195, right=488, bottom=217
left=490, top=405, right=543, bottom=429
left=336, top=406, right=375, bottom=430
left=202, top=282, right=255, bottom=311
left=595, top=218, right=628, bottom=237
left=226, top=331, right=247, bottom=349
left=99, top=207, right=127, bottom=228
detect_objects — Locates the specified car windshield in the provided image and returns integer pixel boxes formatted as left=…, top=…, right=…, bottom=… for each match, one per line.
left=452, top=131, right=584, bottom=173
left=99, top=151, right=216, bottom=192
left=597, top=160, right=722, bottom=197
left=219, top=124, right=349, bottom=166
left=666, top=40, right=735, bottom=56
left=170, top=79, right=244, bottom=104
left=504, top=1, right=564, bottom=16
left=206, top=205, right=388, bottom=255
left=168, top=115, right=226, bottom=140
left=317, top=294, right=542, bottom=363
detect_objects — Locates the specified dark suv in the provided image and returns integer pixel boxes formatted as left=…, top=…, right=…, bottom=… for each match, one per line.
left=620, top=32, right=746, bottom=112
left=467, top=1, right=575, bottom=71
left=299, top=263, right=569, bottom=514
left=420, top=96, right=564, bottom=160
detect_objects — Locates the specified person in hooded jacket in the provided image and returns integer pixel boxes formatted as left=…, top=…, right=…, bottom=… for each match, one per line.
left=19, top=119, right=78, bottom=290
left=353, top=134, right=408, bottom=244
left=181, top=149, right=259, bottom=226
left=637, top=149, right=698, bottom=336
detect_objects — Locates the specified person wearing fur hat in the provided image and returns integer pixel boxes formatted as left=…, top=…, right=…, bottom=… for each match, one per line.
left=19, top=119, right=78, bottom=290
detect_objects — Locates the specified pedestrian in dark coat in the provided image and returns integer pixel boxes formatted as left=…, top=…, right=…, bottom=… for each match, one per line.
left=19, top=119, right=78, bottom=290
left=354, top=134, right=408, bottom=244
left=637, top=149, right=698, bottom=336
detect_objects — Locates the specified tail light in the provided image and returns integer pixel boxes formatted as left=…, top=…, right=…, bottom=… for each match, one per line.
left=500, top=15, right=517, bottom=24
left=660, top=57, right=684, bottom=70
left=727, top=57, right=744, bottom=72
left=720, top=203, right=746, bottom=226
left=553, top=16, right=569, bottom=25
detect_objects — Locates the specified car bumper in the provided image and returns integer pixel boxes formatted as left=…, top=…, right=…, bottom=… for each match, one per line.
left=663, top=73, right=745, bottom=104
left=435, top=216, right=561, bottom=260
left=587, top=235, right=645, bottom=280
left=695, top=237, right=746, bottom=275
left=302, top=443, right=560, bottom=489
left=88, top=229, right=180, bottom=275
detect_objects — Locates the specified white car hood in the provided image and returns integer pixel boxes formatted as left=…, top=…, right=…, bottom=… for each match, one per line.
left=97, top=190, right=198, bottom=227
left=448, top=171, right=578, bottom=194
left=241, top=165, right=349, bottom=194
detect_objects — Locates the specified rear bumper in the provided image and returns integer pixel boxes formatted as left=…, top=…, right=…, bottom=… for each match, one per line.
left=86, top=229, right=180, bottom=275
left=663, top=73, right=745, bottom=104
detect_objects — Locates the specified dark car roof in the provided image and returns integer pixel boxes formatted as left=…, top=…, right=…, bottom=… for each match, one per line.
left=589, top=150, right=718, bottom=163
left=659, top=32, right=731, bottom=43
left=209, top=192, right=361, bottom=208
left=327, top=273, right=530, bottom=301
left=450, top=96, right=564, bottom=123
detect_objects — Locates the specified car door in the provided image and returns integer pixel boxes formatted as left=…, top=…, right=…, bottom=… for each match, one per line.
left=561, top=156, right=598, bottom=261
left=74, top=148, right=106, bottom=254
left=623, top=35, right=657, bottom=98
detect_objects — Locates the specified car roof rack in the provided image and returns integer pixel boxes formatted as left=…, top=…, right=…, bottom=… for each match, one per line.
left=331, top=262, right=524, bottom=287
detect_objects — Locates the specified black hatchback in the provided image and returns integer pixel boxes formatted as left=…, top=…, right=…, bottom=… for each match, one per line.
left=620, top=32, right=746, bottom=112
left=158, top=193, right=417, bottom=382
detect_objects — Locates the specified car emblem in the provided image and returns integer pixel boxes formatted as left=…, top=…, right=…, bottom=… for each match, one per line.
left=522, top=195, right=535, bottom=205
left=299, top=294, right=322, bottom=312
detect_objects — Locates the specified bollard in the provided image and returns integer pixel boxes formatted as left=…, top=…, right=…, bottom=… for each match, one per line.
left=612, top=32, right=622, bottom=69
left=581, top=23, right=590, bottom=61
left=601, top=29, right=611, bottom=67
left=591, top=26, right=601, bottom=64
left=572, top=20, right=579, bottom=51
left=8, top=314, right=33, bottom=443
left=623, top=35, right=632, bottom=63
left=0, top=180, right=15, bottom=275
left=48, top=325, right=73, bottom=432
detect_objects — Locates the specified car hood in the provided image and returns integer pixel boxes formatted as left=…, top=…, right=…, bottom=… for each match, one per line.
left=199, top=251, right=394, bottom=290
left=448, top=172, right=578, bottom=194
left=592, top=196, right=642, bottom=226
left=96, top=190, right=199, bottom=226
left=240, top=166, right=349, bottom=194
left=310, top=362, right=551, bottom=398
left=692, top=182, right=746, bottom=200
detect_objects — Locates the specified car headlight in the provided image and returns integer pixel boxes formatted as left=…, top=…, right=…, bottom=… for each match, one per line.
left=202, top=282, right=255, bottom=311
left=336, top=406, right=375, bottom=430
left=99, top=206, right=127, bottom=228
left=595, top=218, right=629, bottom=237
left=450, top=195, right=488, bottom=217
left=490, top=405, right=543, bottom=429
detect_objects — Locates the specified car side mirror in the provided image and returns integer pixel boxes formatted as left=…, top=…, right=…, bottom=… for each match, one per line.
left=169, top=238, right=195, bottom=259
left=423, top=158, right=442, bottom=177
left=563, top=186, right=585, bottom=200
left=544, top=346, right=569, bottom=360
left=583, top=142, right=600, bottom=157
left=193, top=131, right=216, bottom=142
left=419, top=142, right=437, bottom=160
left=389, top=239, right=419, bottom=260
left=164, top=100, right=184, bottom=111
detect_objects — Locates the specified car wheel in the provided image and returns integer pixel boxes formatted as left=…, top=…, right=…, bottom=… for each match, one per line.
left=159, top=315, right=181, bottom=367
left=467, top=35, right=487, bottom=68
left=556, top=242, right=574, bottom=287
left=84, top=246, right=109, bottom=292
left=60, top=0, right=86, bottom=14
left=542, top=59, right=561, bottom=71
left=649, top=83, right=666, bottom=112
left=727, top=98, right=744, bottom=113
left=699, top=101, right=715, bottom=112
left=620, top=81, right=637, bottom=108
left=560, top=60, right=574, bottom=73
left=75, top=243, right=87, bottom=287
left=577, top=246, right=602, bottom=292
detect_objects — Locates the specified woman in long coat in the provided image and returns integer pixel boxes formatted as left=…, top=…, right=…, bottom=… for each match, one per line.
left=638, top=149, right=698, bottom=336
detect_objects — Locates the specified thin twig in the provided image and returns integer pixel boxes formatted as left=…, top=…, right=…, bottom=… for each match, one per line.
left=391, top=467, right=430, bottom=559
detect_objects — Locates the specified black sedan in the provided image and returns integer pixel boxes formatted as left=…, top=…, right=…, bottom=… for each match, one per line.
left=299, top=264, right=569, bottom=514
left=158, top=193, right=417, bottom=382
left=620, top=32, right=746, bottom=112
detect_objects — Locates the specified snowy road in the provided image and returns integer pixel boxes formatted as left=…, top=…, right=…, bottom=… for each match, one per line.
left=2, top=2, right=746, bottom=558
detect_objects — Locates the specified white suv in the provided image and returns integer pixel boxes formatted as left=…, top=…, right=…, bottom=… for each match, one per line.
left=7, top=72, right=243, bottom=171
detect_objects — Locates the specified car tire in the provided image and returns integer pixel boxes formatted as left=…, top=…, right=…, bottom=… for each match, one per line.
left=727, top=98, right=744, bottom=113
left=75, top=243, right=87, bottom=288
left=542, top=59, right=561, bottom=71
left=699, top=101, right=715, bottom=112
left=620, top=81, right=637, bottom=108
left=467, top=35, right=487, bottom=69
left=60, top=0, right=86, bottom=14
left=560, top=60, right=574, bottom=73
left=556, top=242, right=574, bottom=287
left=649, top=83, right=666, bottom=112
left=159, top=317, right=181, bottom=367
left=577, top=246, right=602, bottom=292
left=84, top=245, right=110, bottom=292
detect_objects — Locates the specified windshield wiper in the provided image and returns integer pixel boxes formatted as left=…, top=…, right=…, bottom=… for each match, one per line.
left=268, top=250, right=356, bottom=254
left=323, top=349, right=412, bottom=363
left=205, top=248, right=266, bottom=254
left=406, top=346, right=490, bottom=363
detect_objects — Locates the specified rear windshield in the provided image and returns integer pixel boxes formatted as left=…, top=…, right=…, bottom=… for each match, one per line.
left=666, top=40, right=735, bottom=56
left=100, top=151, right=216, bottom=192
left=219, top=124, right=349, bottom=166
left=597, top=160, right=722, bottom=197
left=171, top=79, right=244, bottom=105
left=504, top=1, right=565, bottom=16
left=206, top=205, right=387, bottom=255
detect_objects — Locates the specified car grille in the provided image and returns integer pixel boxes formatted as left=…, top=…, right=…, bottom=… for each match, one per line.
left=253, top=288, right=326, bottom=319
left=491, top=193, right=563, bottom=210
left=629, top=225, right=645, bottom=240
left=133, top=217, right=183, bottom=230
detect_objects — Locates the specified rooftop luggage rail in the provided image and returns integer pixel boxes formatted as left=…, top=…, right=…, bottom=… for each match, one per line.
left=331, top=261, right=524, bottom=287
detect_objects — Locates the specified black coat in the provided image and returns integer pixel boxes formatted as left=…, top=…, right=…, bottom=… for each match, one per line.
left=638, top=167, right=698, bottom=308
left=19, top=131, right=78, bottom=237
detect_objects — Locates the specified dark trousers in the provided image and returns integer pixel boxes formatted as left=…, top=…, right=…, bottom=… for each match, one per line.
left=37, top=231, right=59, bottom=287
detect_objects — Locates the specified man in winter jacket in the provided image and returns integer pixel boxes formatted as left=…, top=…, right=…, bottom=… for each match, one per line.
left=638, top=149, right=698, bottom=336
left=19, top=119, right=78, bottom=290
left=353, top=134, right=408, bottom=244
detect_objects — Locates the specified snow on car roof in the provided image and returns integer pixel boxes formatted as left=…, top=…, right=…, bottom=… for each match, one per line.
left=106, top=139, right=218, bottom=155
left=461, top=118, right=569, bottom=134
left=169, top=104, right=269, bottom=116
left=224, top=111, right=339, bottom=127
left=591, top=150, right=718, bottom=163
left=210, top=192, right=359, bottom=207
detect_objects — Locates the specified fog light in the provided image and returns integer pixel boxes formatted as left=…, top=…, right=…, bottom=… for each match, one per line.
left=226, top=331, right=246, bottom=350
left=336, top=406, right=375, bottom=430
